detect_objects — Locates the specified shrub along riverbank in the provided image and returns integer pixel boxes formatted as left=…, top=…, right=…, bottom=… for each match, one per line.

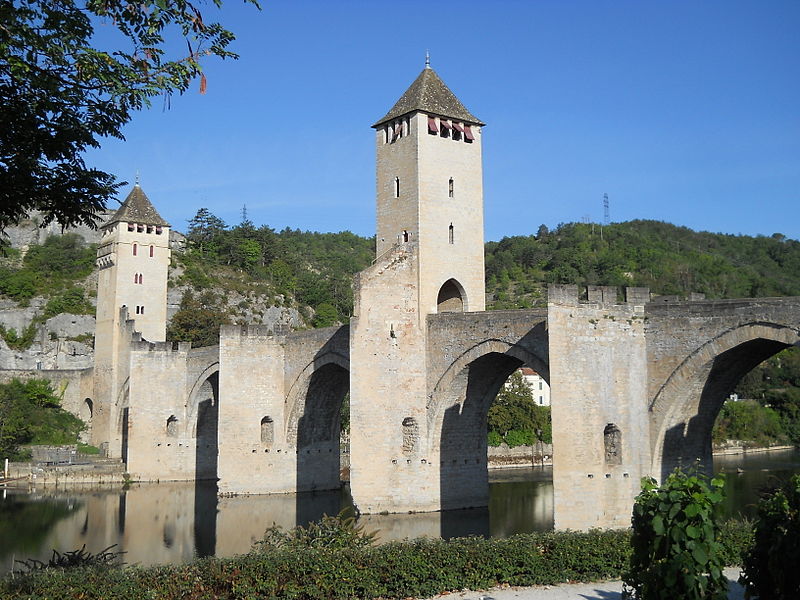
left=0, top=521, right=753, bottom=600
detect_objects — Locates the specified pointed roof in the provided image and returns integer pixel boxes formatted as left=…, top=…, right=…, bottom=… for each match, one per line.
left=373, top=66, right=484, bottom=128
left=104, top=184, right=170, bottom=228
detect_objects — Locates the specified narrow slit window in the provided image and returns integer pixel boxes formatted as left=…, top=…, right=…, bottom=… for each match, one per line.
left=402, top=230, right=410, bottom=243
left=394, top=177, right=400, bottom=198
left=149, top=245, right=154, bottom=257
left=127, top=223, right=134, bottom=232
left=132, top=243, right=137, bottom=256
left=448, top=178, right=454, bottom=198
left=464, top=125, right=475, bottom=142
left=452, top=122, right=463, bottom=141
left=448, top=223, right=454, bottom=244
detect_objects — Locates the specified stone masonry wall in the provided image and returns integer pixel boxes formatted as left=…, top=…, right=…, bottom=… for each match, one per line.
left=548, top=285, right=650, bottom=530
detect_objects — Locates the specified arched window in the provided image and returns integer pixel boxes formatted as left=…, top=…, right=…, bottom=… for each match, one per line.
left=149, top=245, right=154, bottom=257
left=394, top=177, right=400, bottom=198
left=604, top=423, right=622, bottom=465
left=402, top=230, right=410, bottom=243
left=402, top=417, right=419, bottom=454
left=80, top=398, right=93, bottom=423
left=448, top=178, right=454, bottom=198
left=166, top=415, right=179, bottom=437
left=436, top=278, right=465, bottom=313
left=260, top=416, right=274, bottom=445
left=132, top=243, right=137, bottom=256
left=448, top=223, right=454, bottom=244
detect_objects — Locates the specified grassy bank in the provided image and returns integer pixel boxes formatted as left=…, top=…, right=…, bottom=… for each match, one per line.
left=0, top=522, right=753, bottom=600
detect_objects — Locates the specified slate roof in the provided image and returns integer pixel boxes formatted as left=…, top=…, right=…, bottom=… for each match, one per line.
left=373, top=66, right=484, bottom=128
left=104, top=184, right=170, bottom=228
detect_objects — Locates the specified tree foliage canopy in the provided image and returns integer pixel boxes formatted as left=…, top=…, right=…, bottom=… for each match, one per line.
left=0, top=0, right=258, bottom=234
left=0, top=378, right=84, bottom=460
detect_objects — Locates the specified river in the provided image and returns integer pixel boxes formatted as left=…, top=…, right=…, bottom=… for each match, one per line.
left=1, top=448, right=798, bottom=574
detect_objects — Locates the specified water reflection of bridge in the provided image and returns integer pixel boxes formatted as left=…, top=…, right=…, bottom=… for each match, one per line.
left=1, top=474, right=554, bottom=572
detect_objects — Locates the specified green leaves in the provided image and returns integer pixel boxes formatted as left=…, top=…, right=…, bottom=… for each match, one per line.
left=1, top=0, right=259, bottom=234
left=739, top=474, right=800, bottom=599
left=624, top=466, right=728, bottom=599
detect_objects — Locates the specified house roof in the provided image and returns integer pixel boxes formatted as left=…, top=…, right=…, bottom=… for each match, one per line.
left=373, top=66, right=484, bottom=128
left=104, top=184, right=170, bottom=228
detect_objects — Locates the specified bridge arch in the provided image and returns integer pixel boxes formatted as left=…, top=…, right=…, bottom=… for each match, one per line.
left=187, top=363, right=220, bottom=480
left=284, top=351, right=350, bottom=447
left=427, top=339, right=550, bottom=511
left=428, top=338, right=549, bottom=439
left=650, top=321, right=800, bottom=480
left=284, top=351, right=350, bottom=492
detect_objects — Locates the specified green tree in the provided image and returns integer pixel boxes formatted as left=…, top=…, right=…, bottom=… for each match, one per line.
left=166, top=290, right=230, bottom=348
left=0, top=0, right=259, bottom=235
left=312, top=302, right=339, bottom=328
left=488, top=371, right=551, bottom=445
left=186, top=208, right=227, bottom=257
left=0, top=379, right=84, bottom=460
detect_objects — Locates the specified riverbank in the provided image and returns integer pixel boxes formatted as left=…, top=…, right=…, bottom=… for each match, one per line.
left=713, top=443, right=796, bottom=456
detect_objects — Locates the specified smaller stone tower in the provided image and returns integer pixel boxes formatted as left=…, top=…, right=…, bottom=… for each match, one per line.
left=92, top=184, right=170, bottom=457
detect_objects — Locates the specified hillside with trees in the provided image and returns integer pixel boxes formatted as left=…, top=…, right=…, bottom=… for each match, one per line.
left=486, top=221, right=800, bottom=309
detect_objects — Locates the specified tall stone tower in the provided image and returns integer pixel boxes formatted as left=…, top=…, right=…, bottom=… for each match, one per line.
left=92, top=184, right=171, bottom=457
left=350, top=64, right=486, bottom=514
left=372, top=63, right=486, bottom=316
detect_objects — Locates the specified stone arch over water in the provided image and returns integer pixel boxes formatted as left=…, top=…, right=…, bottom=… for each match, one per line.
left=285, top=351, right=350, bottom=492
left=650, top=321, right=800, bottom=481
left=427, top=339, right=550, bottom=521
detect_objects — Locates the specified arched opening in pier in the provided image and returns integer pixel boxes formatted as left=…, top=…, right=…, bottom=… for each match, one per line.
left=652, top=324, right=799, bottom=482
left=429, top=334, right=551, bottom=537
left=437, top=278, right=466, bottom=313
left=192, top=371, right=219, bottom=481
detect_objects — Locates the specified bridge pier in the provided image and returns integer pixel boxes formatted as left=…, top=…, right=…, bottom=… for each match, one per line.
left=549, top=286, right=651, bottom=530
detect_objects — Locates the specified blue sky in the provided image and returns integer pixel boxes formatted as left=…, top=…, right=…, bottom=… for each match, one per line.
left=87, top=1, right=800, bottom=242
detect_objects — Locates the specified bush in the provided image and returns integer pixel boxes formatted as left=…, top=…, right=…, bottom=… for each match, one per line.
left=487, top=430, right=503, bottom=446
left=504, top=429, right=535, bottom=447
left=0, top=517, right=754, bottom=599
left=739, top=474, right=800, bottom=599
left=623, top=467, right=728, bottom=600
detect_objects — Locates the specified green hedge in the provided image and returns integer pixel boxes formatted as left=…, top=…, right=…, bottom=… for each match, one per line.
left=1, top=522, right=754, bottom=600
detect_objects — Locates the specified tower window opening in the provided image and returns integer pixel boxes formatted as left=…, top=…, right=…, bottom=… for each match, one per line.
left=149, top=245, right=154, bottom=257
left=402, top=230, right=410, bottom=243
left=132, top=243, right=137, bottom=256
left=452, top=122, right=463, bottom=141
left=464, top=125, right=475, bottom=143
left=394, top=177, right=400, bottom=198
left=448, top=178, right=454, bottom=198
left=393, top=121, right=402, bottom=141
left=448, top=223, right=454, bottom=244
left=156, top=226, right=162, bottom=235
left=127, top=223, right=134, bottom=232
left=427, top=115, right=438, bottom=135
left=137, top=224, right=144, bottom=233
left=439, top=119, right=451, bottom=138
left=146, top=225, right=153, bottom=234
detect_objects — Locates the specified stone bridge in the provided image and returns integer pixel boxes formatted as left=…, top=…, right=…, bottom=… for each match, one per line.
left=115, top=289, right=798, bottom=530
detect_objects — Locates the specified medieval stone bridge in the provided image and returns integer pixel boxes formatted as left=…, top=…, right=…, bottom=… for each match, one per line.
left=111, top=287, right=799, bottom=530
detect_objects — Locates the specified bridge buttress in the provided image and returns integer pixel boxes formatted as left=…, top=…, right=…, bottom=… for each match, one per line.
left=549, top=287, right=651, bottom=530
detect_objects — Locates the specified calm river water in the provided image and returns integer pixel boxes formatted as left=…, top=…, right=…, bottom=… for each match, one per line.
left=1, top=448, right=798, bottom=574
